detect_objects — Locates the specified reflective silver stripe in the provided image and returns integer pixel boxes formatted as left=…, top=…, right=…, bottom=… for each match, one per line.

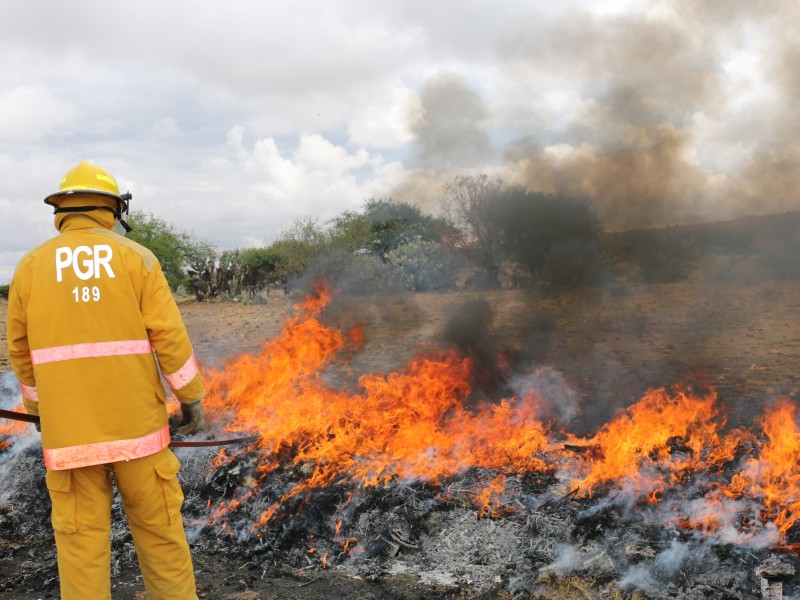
left=30, top=340, right=152, bottom=365
left=43, top=425, right=170, bottom=470
left=19, top=382, right=38, bottom=402
left=163, top=353, right=200, bottom=390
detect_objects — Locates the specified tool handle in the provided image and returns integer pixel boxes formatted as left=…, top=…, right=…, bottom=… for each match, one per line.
left=0, top=407, right=39, bottom=424
left=0, top=408, right=258, bottom=448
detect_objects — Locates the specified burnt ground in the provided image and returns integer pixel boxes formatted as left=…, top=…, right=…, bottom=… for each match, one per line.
left=1, top=277, right=800, bottom=599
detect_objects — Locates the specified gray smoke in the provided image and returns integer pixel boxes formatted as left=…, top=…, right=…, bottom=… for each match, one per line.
left=392, top=0, right=800, bottom=229
left=410, top=71, right=492, bottom=173
left=508, top=365, right=579, bottom=427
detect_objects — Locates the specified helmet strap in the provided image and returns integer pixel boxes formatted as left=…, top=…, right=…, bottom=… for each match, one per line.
left=119, top=192, right=133, bottom=232
left=53, top=205, right=133, bottom=232
left=52, top=191, right=133, bottom=233
left=53, top=205, right=118, bottom=215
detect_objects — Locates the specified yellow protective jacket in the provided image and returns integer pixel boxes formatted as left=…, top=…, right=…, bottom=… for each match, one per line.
left=6, top=210, right=205, bottom=470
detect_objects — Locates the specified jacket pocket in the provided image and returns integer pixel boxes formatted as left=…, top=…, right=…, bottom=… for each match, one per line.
left=45, top=470, right=78, bottom=534
left=154, top=451, right=184, bottom=525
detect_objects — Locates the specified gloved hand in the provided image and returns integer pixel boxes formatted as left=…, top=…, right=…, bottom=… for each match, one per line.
left=177, top=401, right=206, bottom=435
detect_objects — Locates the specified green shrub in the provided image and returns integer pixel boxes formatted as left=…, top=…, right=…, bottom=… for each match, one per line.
left=386, top=240, right=457, bottom=291
left=337, top=254, right=395, bottom=293
left=0, top=284, right=8, bottom=300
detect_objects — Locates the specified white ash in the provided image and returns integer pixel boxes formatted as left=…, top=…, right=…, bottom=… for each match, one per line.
left=344, top=508, right=524, bottom=594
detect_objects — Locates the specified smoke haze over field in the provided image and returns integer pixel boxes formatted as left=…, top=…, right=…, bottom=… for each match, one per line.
left=1, top=0, right=799, bottom=281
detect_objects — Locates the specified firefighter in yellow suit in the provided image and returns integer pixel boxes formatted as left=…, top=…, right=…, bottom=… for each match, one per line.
left=5, top=161, right=206, bottom=600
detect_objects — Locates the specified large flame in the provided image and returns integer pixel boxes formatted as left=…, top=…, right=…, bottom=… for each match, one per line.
left=189, top=285, right=800, bottom=549
left=200, top=284, right=552, bottom=526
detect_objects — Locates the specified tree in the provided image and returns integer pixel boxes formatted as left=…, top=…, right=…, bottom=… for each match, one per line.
left=440, top=174, right=504, bottom=287
left=266, top=239, right=316, bottom=291
left=327, top=210, right=372, bottom=255
left=238, top=247, right=281, bottom=288
left=126, top=211, right=215, bottom=290
left=264, top=217, right=331, bottom=291
left=362, top=199, right=455, bottom=258
left=329, top=199, right=456, bottom=260
left=487, top=190, right=606, bottom=287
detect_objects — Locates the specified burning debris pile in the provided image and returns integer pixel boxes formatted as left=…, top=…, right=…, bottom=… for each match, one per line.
left=3, top=285, right=800, bottom=598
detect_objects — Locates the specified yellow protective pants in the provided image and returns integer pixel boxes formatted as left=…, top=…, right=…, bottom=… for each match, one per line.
left=44, top=447, right=198, bottom=600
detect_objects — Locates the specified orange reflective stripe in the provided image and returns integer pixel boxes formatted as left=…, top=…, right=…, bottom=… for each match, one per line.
left=163, top=352, right=200, bottom=390
left=20, top=382, right=39, bottom=402
left=43, top=425, right=170, bottom=470
left=31, top=340, right=152, bottom=365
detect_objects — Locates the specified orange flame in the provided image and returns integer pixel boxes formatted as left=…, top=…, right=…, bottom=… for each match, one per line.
left=472, top=474, right=511, bottom=518
left=201, top=284, right=552, bottom=515
left=570, top=386, right=724, bottom=498
left=0, top=404, right=33, bottom=449
left=724, top=399, right=800, bottom=536
left=190, top=286, right=800, bottom=550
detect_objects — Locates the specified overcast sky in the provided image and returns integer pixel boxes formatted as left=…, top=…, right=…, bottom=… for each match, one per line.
left=1, top=0, right=798, bottom=283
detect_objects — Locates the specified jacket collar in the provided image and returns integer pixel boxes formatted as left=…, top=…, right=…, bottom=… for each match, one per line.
left=56, top=211, right=116, bottom=233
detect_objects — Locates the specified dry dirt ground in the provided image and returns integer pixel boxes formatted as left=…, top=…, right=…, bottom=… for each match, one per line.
left=1, top=279, right=800, bottom=598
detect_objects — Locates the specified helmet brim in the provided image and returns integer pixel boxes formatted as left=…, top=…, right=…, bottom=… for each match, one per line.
left=44, top=188, right=124, bottom=207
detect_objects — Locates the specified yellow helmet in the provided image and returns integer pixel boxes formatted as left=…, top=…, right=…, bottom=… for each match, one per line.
left=44, top=160, right=132, bottom=231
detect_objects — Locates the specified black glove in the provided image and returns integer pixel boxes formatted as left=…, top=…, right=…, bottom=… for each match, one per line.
left=177, top=401, right=206, bottom=435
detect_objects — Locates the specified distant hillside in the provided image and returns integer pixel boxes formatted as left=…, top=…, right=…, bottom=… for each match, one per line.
left=679, top=211, right=800, bottom=253
left=603, top=211, right=800, bottom=283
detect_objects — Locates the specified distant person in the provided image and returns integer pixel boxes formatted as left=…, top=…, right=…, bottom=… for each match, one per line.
left=6, top=160, right=206, bottom=599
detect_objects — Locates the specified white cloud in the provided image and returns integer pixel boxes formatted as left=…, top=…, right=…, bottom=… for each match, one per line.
left=0, top=85, right=75, bottom=142
left=147, top=118, right=182, bottom=139
left=294, top=135, right=370, bottom=173
left=0, top=0, right=798, bottom=282
left=237, top=130, right=399, bottom=219
left=347, top=84, right=419, bottom=149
